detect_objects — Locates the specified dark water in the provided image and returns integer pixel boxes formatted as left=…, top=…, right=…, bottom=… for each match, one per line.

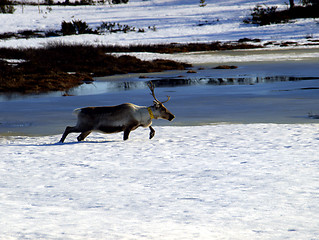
left=83, top=75, right=319, bottom=90
left=1, top=61, right=319, bottom=136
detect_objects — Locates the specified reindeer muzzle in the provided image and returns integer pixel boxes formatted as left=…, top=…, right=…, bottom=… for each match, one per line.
left=168, top=114, right=175, bottom=121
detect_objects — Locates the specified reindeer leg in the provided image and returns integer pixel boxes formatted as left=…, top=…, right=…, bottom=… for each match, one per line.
left=123, top=123, right=139, bottom=141
left=123, top=128, right=132, bottom=141
left=77, top=130, right=92, bottom=142
left=149, top=126, right=155, bottom=139
left=59, top=126, right=80, bottom=143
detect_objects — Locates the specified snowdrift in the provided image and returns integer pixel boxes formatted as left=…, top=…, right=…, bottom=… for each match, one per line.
left=1, top=124, right=319, bottom=239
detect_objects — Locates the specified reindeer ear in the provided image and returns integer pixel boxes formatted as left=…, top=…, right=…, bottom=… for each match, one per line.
left=153, top=101, right=161, bottom=108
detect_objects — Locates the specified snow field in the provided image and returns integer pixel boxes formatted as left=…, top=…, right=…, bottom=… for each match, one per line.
left=1, top=124, right=319, bottom=239
left=1, top=0, right=319, bottom=238
left=1, top=0, right=319, bottom=48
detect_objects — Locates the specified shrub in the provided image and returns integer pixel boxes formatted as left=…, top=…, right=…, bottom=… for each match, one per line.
left=148, top=25, right=157, bottom=31
left=97, top=22, right=156, bottom=34
left=44, top=0, right=54, bottom=5
left=97, top=22, right=135, bottom=33
left=80, top=0, right=94, bottom=4
left=112, top=0, right=129, bottom=4
left=72, top=20, right=93, bottom=34
left=301, top=0, right=319, bottom=6
left=61, top=20, right=95, bottom=35
left=0, top=0, right=15, bottom=14
left=244, top=3, right=319, bottom=26
left=199, top=0, right=206, bottom=7
left=243, top=4, right=289, bottom=25
left=61, top=21, right=76, bottom=35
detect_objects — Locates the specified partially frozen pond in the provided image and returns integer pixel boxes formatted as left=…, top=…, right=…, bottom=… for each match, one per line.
left=1, top=59, right=319, bottom=136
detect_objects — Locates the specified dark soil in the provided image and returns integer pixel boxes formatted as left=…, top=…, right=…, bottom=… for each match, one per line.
left=0, top=44, right=191, bottom=93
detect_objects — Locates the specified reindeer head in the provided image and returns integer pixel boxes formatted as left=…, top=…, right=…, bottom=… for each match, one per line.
left=148, top=82, right=175, bottom=121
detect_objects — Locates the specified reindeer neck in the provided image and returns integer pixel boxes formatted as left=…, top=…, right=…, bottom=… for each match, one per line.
left=147, top=107, right=155, bottom=120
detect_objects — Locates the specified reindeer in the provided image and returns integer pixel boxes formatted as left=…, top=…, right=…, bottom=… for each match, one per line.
left=59, top=82, right=175, bottom=143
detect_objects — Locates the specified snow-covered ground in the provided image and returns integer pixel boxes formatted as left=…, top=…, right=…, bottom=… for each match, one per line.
left=1, top=124, right=319, bottom=239
left=1, top=0, right=319, bottom=48
left=1, top=1, right=319, bottom=239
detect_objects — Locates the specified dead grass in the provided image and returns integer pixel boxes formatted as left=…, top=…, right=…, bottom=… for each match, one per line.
left=0, top=44, right=192, bottom=93
left=0, top=41, right=264, bottom=93
left=100, top=41, right=261, bottom=53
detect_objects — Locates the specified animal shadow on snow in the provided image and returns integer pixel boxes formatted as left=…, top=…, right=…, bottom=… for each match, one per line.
left=52, top=139, right=121, bottom=146
left=11, top=138, right=121, bottom=147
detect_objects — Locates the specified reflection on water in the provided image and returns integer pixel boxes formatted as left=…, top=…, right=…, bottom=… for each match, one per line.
left=97, top=76, right=319, bottom=91
left=1, top=75, right=318, bottom=101
left=1, top=75, right=319, bottom=135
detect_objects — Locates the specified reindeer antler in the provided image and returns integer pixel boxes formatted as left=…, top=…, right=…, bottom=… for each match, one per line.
left=161, top=96, right=171, bottom=103
left=147, top=81, right=171, bottom=104
left=147, top=81, right=160, bottom=103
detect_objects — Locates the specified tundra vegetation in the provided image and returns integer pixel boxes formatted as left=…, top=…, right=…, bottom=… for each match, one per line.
left=0, top=44, right=192, bottom=93
left=244, top=0, right=319, bottom=25
left=2, top=0, right=319, bottom=94
left=0, top=41, right=264, bottom=94
left=0, top=0, right=129, bottom=14
left=0, top=0, right=16, bottom=13
left=3, top=0, right=128, bottom=7
left=0, top=20, right=156, bottom=40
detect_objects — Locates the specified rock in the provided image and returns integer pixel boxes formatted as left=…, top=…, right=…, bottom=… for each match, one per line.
left=213, top=65, right=238, bottom=69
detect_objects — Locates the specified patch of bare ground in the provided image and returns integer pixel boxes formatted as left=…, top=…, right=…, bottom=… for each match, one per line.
left=213, top=65, right=238, bottom=69
left=101, top=41, right=261, bottom=53
left=0, top=44, right=191, bottom=93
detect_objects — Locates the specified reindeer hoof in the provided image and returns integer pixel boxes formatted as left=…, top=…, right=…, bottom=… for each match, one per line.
left=149, top=132, right=155, bottom=139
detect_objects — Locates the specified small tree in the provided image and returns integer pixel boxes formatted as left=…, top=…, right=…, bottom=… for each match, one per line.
left=0, top=0, right=16, bottom=14
left=61, top=20, right=94, bottom=35
left=301, top=0, right=319, bottom=6
left=199, top=0, right=207, bottom=7
left=289, top=0, right=294, bottom=8
left=45, top=0, right=54, bottom=5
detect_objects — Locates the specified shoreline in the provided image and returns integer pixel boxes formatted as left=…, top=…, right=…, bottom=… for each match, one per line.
left=1, top=122, right=319, bottom=138
left=1, top=60, right=319, bottom=137
left=1, top=37, right=319, bottom=137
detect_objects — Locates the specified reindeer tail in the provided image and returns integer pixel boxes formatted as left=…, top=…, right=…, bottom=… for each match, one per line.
left=72, top=108, right=82, bottom=116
